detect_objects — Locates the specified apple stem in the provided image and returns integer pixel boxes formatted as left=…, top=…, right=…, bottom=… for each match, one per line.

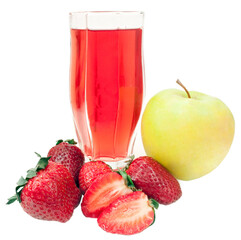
left=176, top=79, right=191, bottom=98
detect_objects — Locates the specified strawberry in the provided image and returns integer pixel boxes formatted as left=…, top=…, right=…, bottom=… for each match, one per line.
left=81, top=171, right=133, bottom=218
left=7, top=154, right=81, bottom=223
left=126, top=156, right=182, bottom=205
left=47, top=139, right=85, bottom=184
left=97, top=191, right=158, bottom=235
left=79, top=161, right=112, bottom=194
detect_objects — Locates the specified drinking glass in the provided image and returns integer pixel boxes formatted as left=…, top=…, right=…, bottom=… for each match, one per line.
left=69, top=11, right=144, bottom=167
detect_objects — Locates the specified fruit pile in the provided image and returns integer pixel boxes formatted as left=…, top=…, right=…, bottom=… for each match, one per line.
left=7, top=139, right=182, bottom=235
left=7, top=81, right=235, bottom=235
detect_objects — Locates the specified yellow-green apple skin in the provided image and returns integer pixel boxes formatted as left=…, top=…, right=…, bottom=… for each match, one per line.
left=141, top=89, right=235, bottom=180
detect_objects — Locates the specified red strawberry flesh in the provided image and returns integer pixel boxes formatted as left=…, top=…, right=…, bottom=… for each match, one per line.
left=97, top=191, right=154, bottom=235
left=81, top=172, right=132, bottom=218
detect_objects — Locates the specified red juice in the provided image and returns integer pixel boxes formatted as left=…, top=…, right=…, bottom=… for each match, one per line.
left=70, top=28, right=144, bottom=161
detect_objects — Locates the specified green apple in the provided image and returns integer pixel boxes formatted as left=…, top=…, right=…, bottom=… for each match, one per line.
left=141, top=80, right=235, bottom=180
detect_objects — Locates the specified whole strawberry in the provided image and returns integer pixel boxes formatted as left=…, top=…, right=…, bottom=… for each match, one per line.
left=48, top=139, right=85, bottom=184
left=126, top=156, right=182, bottom=205
left=79, top=161, right=112, bottom=194
left=7, top=154, right=81, bottom=223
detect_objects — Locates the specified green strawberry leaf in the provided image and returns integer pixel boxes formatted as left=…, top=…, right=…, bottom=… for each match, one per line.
left=26, top=169, right=37, bottom=179
left=116, top=169, right=136, bottom=190
left=149, top=199, right=159, bottom=227
left=15, top=186, right=24, bottom=202
left=149, top=198, right=159, bottom=210
left=7, top=177, right=28, bottom=204
left=56, top=139, right=64, bottom=145
left=34, top=152, right=41, bottom=158
left=126, top=175, right=135, bottom=188
left=6, top=195, right=18, bottom=205
left=7, top=153, right=50, bottom=205
left=36, top=157, right=51, bottom=171
left=64, top=139, right=77, bottom=145
left=129, top=154, right=135, bottom=160
left=16, top=176, right=28, bottom=186
left=56, top=139, right=77, bottom=145
left=150, top=209, right=156, bottom=226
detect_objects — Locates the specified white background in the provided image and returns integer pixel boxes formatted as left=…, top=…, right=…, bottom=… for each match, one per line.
left=0, top=0, right=240, bottom=239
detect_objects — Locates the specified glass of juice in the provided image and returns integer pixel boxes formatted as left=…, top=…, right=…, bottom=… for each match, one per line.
left=69, top=11, right=144, bottom=168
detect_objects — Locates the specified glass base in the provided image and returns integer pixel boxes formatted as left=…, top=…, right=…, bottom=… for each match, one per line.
left=85, top=156, right=132, bottom=170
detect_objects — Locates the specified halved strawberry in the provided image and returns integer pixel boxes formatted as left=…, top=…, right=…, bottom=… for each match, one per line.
left=79, top=161, right=112, bottom=194
left=97, top=191, right=158, bottom=235
left=81, top=171, right=133, bottom=218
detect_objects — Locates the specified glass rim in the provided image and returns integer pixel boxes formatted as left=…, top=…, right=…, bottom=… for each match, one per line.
left=69, top=11, right=144, bottom=16
left=69, top=11, right=144, bottom=30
